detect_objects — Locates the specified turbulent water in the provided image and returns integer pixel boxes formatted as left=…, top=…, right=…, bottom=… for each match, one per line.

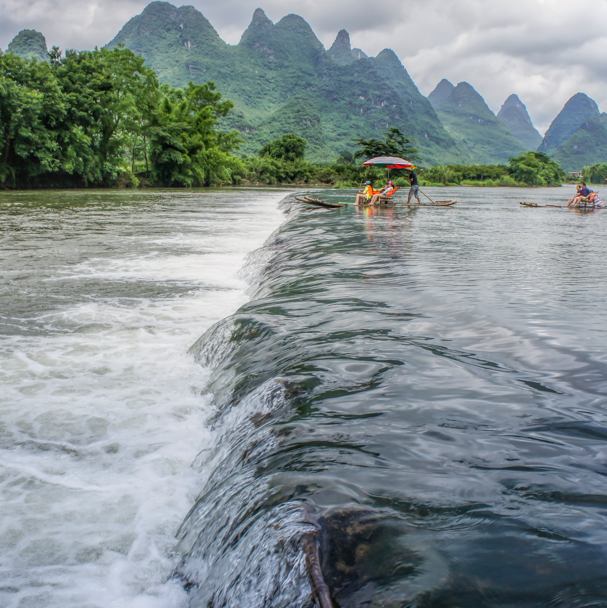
left=2, top=186, right=607, bottom=608
left=0, top=188, right=288, bottom=608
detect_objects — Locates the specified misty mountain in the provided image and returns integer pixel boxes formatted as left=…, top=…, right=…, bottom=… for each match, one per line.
left=497, top=94, right=542, bottom=150
left=106, top=1, right=460, bottom=164
left=7, top=30, right=48, bottom=62
left=428, top=79, right=455, bottom=109
left=539, top=93, right=600, bottom=153
left=550, top=115, right=607, bottom=171
left=435, top=82, right=526, bottom=164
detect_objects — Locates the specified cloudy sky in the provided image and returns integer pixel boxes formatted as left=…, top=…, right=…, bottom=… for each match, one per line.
left=2, top=0, right=607, bottom=133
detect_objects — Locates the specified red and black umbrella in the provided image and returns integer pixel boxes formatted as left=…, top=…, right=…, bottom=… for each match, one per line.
left=362, top=156, right=416, bottom=170
left=362, top=156, right=415, bottom=181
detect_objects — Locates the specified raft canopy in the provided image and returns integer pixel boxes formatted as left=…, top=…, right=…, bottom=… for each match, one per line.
left=362, top=156, right=416, bottom=169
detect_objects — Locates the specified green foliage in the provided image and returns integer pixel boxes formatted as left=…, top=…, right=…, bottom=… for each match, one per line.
left=149, top=82, right=242, bottom=186
left=436, top=82, right=525, bottom=164
left=508, top=151, right=566, bottom=186
left=421, top=166, right=462, bottom=185
left=107, top=2, right=461, bottom=165
left=582, top=163, right=607, bottom=184
left=420, top=164, right=510, bottom=186
left=259, top=133, right=306, bottom=162
left=0, top=47, right=241, bottom=188
left=353, top=128, right=419, bottom=162
left=7, top=30, right=48, bottom=62
left=0, top=52, right=67, bottom=186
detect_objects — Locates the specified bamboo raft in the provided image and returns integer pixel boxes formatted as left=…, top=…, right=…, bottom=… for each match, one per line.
left=520, top=201, right=604, bottom=209
left=295, top=195, right=456, bottom=208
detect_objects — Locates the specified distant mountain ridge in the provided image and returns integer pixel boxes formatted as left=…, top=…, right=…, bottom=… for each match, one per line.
left=6, top=4, right=607, bottom=170
left=106, top=1, right=459, bottom=164
left=435, top=82, right=526, bottom=164
left=497, top=94, right=542, bottom=150
left=7, top=29, right=48, bottom=61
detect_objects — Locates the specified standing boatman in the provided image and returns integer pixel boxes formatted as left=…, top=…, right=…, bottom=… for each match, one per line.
left=407, top=170, right=421, bottom=204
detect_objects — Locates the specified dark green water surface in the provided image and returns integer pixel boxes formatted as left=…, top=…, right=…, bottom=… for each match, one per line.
left=180, top=187, right=607, bottom=607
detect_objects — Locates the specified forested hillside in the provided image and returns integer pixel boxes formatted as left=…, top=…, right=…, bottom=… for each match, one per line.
left=6, top=1, right=607, bottom=172
left=7, top=30, right=48, bottom=62
left=435, top=82, right=526, bottom=164
left=497, top=95, right=542, bottom=150
left=0, top=47, right=242, bottom=188
left=538, top=93, right=607, bottom=170
left=106, top=1, right=460, bottom=164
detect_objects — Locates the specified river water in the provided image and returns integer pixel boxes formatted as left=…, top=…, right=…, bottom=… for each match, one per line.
left=1, top=186, right=607, bottom=608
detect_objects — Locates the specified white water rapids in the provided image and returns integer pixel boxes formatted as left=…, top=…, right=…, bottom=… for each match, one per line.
left=0, top=189, right=289, bottom=608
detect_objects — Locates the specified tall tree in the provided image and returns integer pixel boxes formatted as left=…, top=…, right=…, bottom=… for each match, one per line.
left=352, top=128, right=420, bottom=162
left=0, top=52, right=66, bottom=186
left=149, top=82, right=242, bottom=187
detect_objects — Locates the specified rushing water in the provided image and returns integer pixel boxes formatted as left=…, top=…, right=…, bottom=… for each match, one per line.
left=2, top=186, right=607, bottom=608
left=0, top=188, right=288, bottom=608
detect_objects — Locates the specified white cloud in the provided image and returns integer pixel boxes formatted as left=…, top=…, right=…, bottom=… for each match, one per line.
left=2, top=0, right=607, bottom=134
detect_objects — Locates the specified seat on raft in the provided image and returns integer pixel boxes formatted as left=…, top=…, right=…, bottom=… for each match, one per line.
left=376, top=186, right=399, bottom=203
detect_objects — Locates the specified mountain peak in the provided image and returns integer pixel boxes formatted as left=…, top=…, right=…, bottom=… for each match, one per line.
left=330, top=29, right=351, bottom=52
left=275, top=13, right=324, bottom=51
left=428, top=79, right=454, bottom=108
left=327, top=29, right=368, bottom=65
left=497, top=94, right=541, bottom=150
left=7, top=29, right=48, bottom=62
left=251, top=8, right=273, bottom=26
left=539, top=92, right=600, bottom=153
left=501, top=94, right=524, bottom=110
left=240, top=7, right=275, bottom=48
left=444, top=81, right=488, bottom=111
left=434, top=81, right=526, bottom=163
left=376, top=48, right=400, bottom=64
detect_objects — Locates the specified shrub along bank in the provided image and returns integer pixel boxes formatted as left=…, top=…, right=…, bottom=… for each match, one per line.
left=234, top=148, right=567, bottom=188
left=0, top=48, right=567, bottom=190
left=0, top=47, right=242, bottom=188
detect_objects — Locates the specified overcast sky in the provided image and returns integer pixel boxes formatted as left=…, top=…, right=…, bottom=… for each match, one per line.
left=2, top=0, right=607, bottom=134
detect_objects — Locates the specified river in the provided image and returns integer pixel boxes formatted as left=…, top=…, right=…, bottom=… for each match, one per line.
left=1, top=186, right=607, bottom=608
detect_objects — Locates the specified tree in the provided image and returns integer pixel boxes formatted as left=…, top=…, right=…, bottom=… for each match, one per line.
left=0, top=46, right=243, bottom=188
left=582, top=163, right=607, bottom=184
left=149, top=82, right=243, bottom=187
left=0, top=51, right=66, bottom=186
left=259, top=133, right=307, bottom=162
left=52, top=46, right=160, bottom=185
left=352, top=127, right=420, bottom=162
left=508, top=151, right=566, bottom=186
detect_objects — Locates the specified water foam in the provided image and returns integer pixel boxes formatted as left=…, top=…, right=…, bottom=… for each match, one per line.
left=0, top=190, right=289, bottom=608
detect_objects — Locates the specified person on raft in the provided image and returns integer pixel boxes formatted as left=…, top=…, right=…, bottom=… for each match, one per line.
left=568, top=182, right=593, bottom=206
left=407, top=170, right=421, bottom=204
left=369, top=181, right=396, bottom=205
left=355, top=181, right=379, bottom=205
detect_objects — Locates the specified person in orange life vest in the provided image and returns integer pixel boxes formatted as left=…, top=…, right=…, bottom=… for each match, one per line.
left=355, top=181, right=379, bottom=205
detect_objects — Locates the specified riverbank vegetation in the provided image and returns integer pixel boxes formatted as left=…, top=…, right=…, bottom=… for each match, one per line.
left=582, top=163, right=607, bottom=184
left=0, top=47, right=242, bottom=188
left=1, top=50, right=568, bottom=190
